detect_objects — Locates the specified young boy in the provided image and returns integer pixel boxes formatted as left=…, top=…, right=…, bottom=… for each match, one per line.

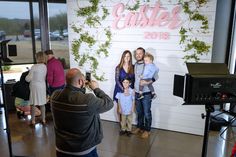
left=138, top=52, right=159, bottom=99
left=116, top=77, right=135, bottom=136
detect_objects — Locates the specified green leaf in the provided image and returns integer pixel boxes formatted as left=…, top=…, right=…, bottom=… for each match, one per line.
left=85, top=15, right=101, bottom=27
left=76, top=0, right=99, bottom=17
left=178, top=0, right=210, bottom=62
left=72, top=0, right=112, bottom=81
left=102, top=7, right=109, bottom=20
left=126, top=0, right=140, bottom=11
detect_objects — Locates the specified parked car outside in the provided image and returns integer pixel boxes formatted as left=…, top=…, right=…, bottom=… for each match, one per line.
left=0, top=30, right=6, bottom=40
left=52, top=29, right=68, bottom=38
left=52, top=30, right=60, bottom=36
left=24, top=29, right=41, bottom=38
left=34, top=29, right=40, bottom=35
left=34, top=32, right=40, bottom=38
left=50, top=32, right=64, bottom=40
left=23, top=30, right=31, bottom=37
left=35, top=32, right=63, bottom=41
left=63, top=29, right=68, bottom=37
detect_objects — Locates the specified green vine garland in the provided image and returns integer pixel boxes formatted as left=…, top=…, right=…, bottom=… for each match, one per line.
left=71, top=0, right=111, bottom=81
left=126, top=0, right=141, bottom=11
left=178, top=0, right=211, bottom=62
left=71, top=0, right=211, bottom=79
left=126, top=0, right=211, bottom=62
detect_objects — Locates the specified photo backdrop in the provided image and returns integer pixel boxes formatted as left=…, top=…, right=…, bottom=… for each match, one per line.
left=67, top=0, right=217, bottom=135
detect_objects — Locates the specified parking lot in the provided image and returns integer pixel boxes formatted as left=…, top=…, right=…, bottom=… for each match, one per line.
left=2, top=35, right=69, bottom=67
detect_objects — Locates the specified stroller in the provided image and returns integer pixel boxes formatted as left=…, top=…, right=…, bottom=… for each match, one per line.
left=12, top=70, right=41, bottom=119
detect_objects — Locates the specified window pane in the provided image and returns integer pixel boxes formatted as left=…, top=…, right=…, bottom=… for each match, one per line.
left=48, top=2, right=69, bottom=69
left=0, top=1, right=38, bottom=64
left=33, top=2, right=41, bottom=53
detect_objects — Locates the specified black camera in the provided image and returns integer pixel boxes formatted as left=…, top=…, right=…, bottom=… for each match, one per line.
left=85, top=72, right=91, bottom=82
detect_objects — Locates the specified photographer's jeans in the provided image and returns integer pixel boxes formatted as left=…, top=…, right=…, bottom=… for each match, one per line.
left=135, top=92, right=152, bottom=131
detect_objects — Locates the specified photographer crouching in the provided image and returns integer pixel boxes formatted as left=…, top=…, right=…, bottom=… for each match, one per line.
left=51, top=68, right=114, bottom=157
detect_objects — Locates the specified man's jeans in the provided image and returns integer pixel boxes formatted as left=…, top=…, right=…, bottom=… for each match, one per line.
left=56, top=148, right=98, bottom=157
left=135, top=92, right=152, bottom=131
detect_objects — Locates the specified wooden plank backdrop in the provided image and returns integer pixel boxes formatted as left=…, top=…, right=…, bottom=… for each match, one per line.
left=67, top=0, right=217, bottom=135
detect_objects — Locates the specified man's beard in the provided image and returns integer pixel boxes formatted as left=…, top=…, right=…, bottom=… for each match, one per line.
left=137, top=59, right=144, bottom=62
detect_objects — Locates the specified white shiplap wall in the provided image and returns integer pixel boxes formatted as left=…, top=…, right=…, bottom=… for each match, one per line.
left=67, top=0, right=217, bottom=135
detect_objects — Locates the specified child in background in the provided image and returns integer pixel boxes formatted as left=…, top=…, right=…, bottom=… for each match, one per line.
left=15, top=97, right=41, bottom=119
left=12, top=70, right=41, bottom=119
left=138, top=52, right=159, bottom=99
left=116, top=77, right=135, bottom=136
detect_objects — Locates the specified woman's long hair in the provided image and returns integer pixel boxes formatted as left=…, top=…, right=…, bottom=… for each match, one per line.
left=117, top=50, right=133, bottom=74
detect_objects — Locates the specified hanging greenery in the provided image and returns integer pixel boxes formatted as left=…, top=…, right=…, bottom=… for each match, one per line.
left=71, top=0, right=111, bottom=81
left=178, top=0, right=210, bottom=62
left=2, top=65, right=11, bottom=71
left=72, top=0, right=211, bottom=79
left=126, top=0, right=141, bottom=11
left=125, top=0, right=211, bottom=62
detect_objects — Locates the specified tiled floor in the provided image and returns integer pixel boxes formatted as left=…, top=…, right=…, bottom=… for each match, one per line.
left=0, top=110, right=235, bottom=157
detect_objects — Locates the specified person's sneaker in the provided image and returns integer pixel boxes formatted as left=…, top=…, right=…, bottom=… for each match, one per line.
left=132, top=128, right=143, bottom=134
left=138, top=94, right=144, bottom=100
left=126, top=131, right=132, bottom=137
left=16, top=111, right=23, bottom=119
left=141, top=131, right=150, bottom=139
left=152, top=93, right=157, bottom=99
left=119, top=130, right=126, bottom=135
left=29, top=121, right=36, bottom=128
left=41, top=120, right=46, bottom=125
left=132, top=128, right=140, bottom=134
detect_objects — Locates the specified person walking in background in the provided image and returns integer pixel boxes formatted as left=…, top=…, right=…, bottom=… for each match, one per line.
left=45, top=49, right=65, bottom=95
left=133, top=47, right=159, bottom=139
left=51, top=68, right=114, bottom=157
left=115, top=77, right=135, bottom=137
left=26, top=51, right=47, bottom=125
left=113, top=50, right=135, bottom=122
left=138, top=52, right=159, bottom=100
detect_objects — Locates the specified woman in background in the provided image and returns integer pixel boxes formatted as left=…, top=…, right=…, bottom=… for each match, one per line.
left=113, top=50, right=135, bottom=122
left=12, top=70, right=41, bottom=119
left=26, top=51, right=47, bottom=125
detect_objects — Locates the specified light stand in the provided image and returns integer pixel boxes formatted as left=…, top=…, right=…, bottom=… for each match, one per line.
left=0, top=37, right=29, bottom=156
left=201, top=104, right=215, bottom=157
left=0, top=59, right=14, bottom=157
left=173, top=63, right=236, bottom=157
left=0, top=59, right=28, bottom=157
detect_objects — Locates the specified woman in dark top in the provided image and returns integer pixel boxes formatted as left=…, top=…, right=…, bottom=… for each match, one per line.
left=113, top=50, right=135, bottom=122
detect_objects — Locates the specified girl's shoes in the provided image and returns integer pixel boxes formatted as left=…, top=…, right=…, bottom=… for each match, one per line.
left=29, top=120, right=46, bottom=126
left=29, top=121, right=35, bottom=127
left=16, top=111, right=24, bottom=119
left=41, top=120, right=46, bottom=125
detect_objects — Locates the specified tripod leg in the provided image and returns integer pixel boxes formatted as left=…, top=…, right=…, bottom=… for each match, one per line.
left=202, top=104, right=214, bottom=157
left=202, top=109, right=211, bottom=157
